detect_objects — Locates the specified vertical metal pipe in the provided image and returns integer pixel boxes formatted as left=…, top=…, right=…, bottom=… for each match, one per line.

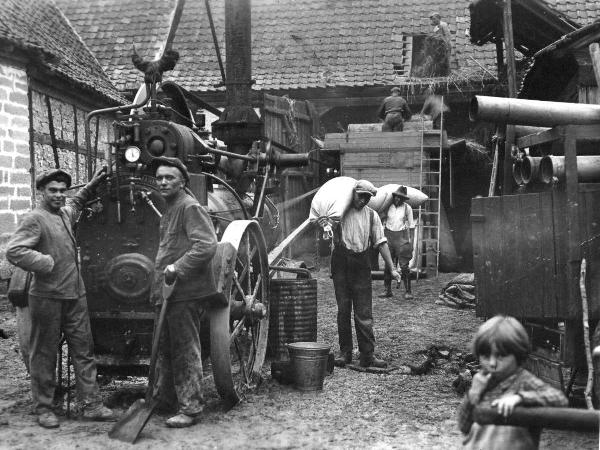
left=224, top=0, right=252, bottom=108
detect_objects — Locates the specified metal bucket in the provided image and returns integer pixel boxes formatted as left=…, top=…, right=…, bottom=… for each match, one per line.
left=286, top=342, right=330, bottom=391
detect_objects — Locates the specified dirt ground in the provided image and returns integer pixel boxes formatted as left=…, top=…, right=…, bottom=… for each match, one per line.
left=0, top=269, right=597, bottom=450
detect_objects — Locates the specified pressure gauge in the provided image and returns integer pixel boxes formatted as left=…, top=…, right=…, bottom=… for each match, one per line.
left=124, top=146, right=141, bottom=163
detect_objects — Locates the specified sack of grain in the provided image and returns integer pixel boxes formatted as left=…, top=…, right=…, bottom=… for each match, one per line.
left=368, top=184, right=428, bottom=213
left=309, top=176, right=357, bottom=224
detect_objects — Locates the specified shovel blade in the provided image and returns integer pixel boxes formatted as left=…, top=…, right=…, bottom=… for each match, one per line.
left=108, top=398, right=156, bottom=444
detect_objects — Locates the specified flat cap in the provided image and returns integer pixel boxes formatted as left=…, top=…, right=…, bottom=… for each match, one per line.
left=151, top=156, right=190, bottom=183
left=35, top=168, right=72, bottom=189
left=354, top=179, right=377, bottom=196
left=391, top=87, right=401, bottom=94
left=430, top=12, right=441, bottom=18
left=392, top=185, right=410, bottom=200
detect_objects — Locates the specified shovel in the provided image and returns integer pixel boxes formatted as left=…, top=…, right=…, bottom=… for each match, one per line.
left=108, top=280, right=175, bottom=443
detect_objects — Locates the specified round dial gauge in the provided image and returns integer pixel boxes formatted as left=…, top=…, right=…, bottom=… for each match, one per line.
left=125, top=146, right=141, bottom=162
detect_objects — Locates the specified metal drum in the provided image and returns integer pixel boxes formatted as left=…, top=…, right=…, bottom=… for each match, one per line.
left=268, top=268, right=318, bottom=360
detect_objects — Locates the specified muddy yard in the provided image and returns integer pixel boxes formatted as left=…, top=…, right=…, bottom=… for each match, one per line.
left=0, top=270, right=597, bottom=450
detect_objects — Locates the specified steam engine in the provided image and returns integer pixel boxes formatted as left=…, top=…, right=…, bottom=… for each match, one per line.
left=76, top=84, right=280, bottom=373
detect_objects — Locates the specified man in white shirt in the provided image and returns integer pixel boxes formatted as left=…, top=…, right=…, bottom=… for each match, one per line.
left=380, top=186, right=416, bottom=299
left=320, top=180, right=400, bottom=368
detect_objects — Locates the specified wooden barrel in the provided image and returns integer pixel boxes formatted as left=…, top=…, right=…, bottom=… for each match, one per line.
left=268, top=277, right=318, bottom=360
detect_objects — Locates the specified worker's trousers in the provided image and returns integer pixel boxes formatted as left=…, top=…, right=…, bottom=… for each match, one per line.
left=331, top=246, right=375, bottom=358
left=28, top=295, right=101, bottom=414
left=153, top=300, right=205, bottom=416
left=383, top=228, right=412, bottom=293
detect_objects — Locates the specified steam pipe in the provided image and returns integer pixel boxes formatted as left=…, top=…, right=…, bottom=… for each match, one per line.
left=521, top=156, right=542, bottom=184
left=470, top=96, right=600, bottom=127
left=540, top=155, right=600, bottom=184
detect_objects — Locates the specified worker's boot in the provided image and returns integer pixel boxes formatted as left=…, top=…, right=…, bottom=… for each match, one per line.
left=379, top=280, right=393, bottom=298
left=81, top=404, right=115, bottom=421
left=334, top=351, right=352, bottom=367
left=166, top=413, right=198, bottom=428
left=359, top=354, right=388, bottom=369
left=37, top=411, right=59, bottom=429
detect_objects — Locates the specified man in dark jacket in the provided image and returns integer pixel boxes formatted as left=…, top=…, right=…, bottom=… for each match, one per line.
left=150, top=156, right=217, bottom=428
left=6, top=167, right=114, bottom=429
left=377, top=87, right=412, bottom=132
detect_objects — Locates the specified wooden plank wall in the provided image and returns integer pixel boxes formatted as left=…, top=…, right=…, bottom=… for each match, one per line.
left=325, top=130, right=443, bottom=187
left=262, top=94, right=320, bottom=257
left=472, top=188, right=600, bottom=320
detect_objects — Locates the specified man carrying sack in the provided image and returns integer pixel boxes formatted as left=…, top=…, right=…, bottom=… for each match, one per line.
left=6, top=167, right=114, bottom=428
left=150, top=157, right=217, bottom=428
left=380, top=186, right=416, bottom=300
left=320, top=180, right=401, bottom=369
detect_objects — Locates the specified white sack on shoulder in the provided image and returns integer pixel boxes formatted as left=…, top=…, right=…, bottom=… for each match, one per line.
left=309, top=176, right=357, bottom=223
left=368, top=184, right=428, bottom=212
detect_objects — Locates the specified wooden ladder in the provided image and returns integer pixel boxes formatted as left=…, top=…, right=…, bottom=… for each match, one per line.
left=418, top=101, right=444, bottom=277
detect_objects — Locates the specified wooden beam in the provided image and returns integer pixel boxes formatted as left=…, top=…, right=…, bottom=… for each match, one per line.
left=564, top=128, right=580, bottom=317
left=516, top=126, right=565, bottom=149
left=588, top=43, right=600, bottom=87
left=502, top=0, right=518, bottom=195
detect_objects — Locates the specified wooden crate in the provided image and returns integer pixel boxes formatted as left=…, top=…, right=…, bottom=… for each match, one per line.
left=325, top=129, right=445, bottom=187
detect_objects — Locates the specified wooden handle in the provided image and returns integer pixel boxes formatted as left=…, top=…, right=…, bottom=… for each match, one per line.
left=145, top=283, right=173, bottom=401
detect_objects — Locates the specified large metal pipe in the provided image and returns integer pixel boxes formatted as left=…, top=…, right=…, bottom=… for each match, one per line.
left=521, top=156, right=542, bottom=185
left=540, top=155, right=600, bottom=184
left=470, top=96, right=600, bottom=127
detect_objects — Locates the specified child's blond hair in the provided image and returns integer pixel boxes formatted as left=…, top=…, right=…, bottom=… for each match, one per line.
left=472, top=315, right=530, bottom=364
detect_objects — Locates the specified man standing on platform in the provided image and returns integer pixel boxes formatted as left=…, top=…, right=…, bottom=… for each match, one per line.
left=380, top=186, right=416, bottom=300
left=320, top=180, right=401, bottom=369
left=377, top=87, right=412, bottom=132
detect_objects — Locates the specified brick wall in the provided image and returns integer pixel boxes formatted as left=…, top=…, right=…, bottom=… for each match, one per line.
left=0, top=63, right=31, bottom=235
left=0, top=63, right=112, bottom=279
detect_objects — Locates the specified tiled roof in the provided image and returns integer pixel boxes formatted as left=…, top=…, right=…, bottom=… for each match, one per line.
left=0, top=0, right=124, bottom=104
left=55, top=0, right=500, bottom=93
left=546, top=0, right=600, bottom=24
left=470, top=0, right=600, bottom=56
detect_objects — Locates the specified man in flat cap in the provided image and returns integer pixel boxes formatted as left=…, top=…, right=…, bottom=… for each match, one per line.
left=380, top=186, right=416, bottom=299
left=150, top=156, right=217, bottom=428
left=6, top=167, right=114, bottom=429
left=320, top=180, right=401, bottom=368
left=377, top=87, right=412, bottom=132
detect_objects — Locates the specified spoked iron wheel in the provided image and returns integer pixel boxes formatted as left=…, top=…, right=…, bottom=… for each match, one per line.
left=209, top=220, right=269, bottom=408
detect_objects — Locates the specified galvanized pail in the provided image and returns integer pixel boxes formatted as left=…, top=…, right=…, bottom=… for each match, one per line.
left=286, top=342, right=330, bottom=391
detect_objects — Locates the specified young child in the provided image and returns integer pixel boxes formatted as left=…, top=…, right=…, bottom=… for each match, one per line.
left=457, top=315, right=568, bottom=449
